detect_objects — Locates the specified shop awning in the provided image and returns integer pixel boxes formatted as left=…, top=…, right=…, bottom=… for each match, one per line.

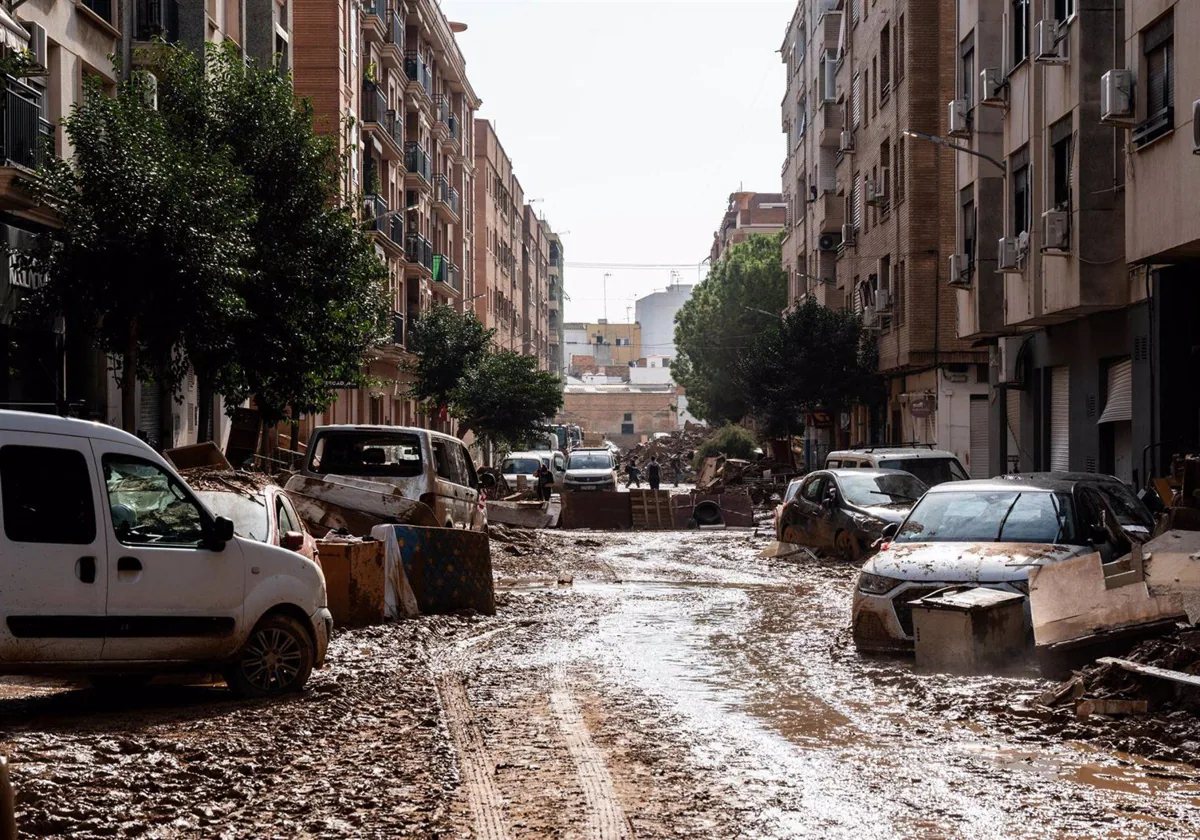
left=1097, top=359, right=1132, bottom=424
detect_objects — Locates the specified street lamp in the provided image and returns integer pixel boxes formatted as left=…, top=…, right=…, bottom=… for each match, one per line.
left=901, top=128, right=1005, bottom=172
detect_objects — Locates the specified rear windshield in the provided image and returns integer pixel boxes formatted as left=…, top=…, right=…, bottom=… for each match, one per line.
left=877, top=457, right=969, bottom=486
left=196, top=491, right=269, bottom=543
left=568, top=451, right=612, bottom=470
left=308, top=431, right=423, bottom=478
left=896, top=490, right=1077, bottom=544
left=502, top=458, right=541, bottom=475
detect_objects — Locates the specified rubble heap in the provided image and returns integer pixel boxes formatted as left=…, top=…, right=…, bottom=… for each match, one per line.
left=615, top=427, right=711, bottom=474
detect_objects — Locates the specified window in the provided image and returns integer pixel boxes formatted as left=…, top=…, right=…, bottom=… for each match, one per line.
left=103, top=456, right=205, bottom=547
left=897, top=15, right=906, bottom=82
left=871, top=56, right=878, bottom=115
left=895, top=260, right=906, bottom=326
left=1050, top=117, right=1072, bottom=210
left=852, top=73, right=862, bottom=127
left=309, top=431, right=423, bottom=477
left=1012, top=0, right=1030, bottom=66
left=961, top=32, right=975, bottom=109
left=1054, top=0, right=1075, bottom=19
left=81, top=0, right=115, bottom=24
left=861, top=69, right=869, bottom=127
left=880, top=24, right=891, bottom=100
left=800, top=475, right=826, bottom=503
left=795, top=94, right=807, bottom=141
left=796, top=22, right=806, bottom=66
left=278, top=497, right=300, bottom=535
left=896, top=137, right=905, bottom=204
left=197, top=491, right=270, bottom=542
left=1011, top=146, right=1030, bottom=236
left=961, top=187, right=976, bottom=273
left=623, top=412, right=633, bottom=422
left=1143, top=13, right=1173, bottom=121
left=1, top=445, right=96, bottom=545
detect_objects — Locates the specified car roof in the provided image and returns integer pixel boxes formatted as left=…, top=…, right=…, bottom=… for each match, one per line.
left=924, top=473, right=1118, bottom=494
left=824, top=468, right=922, bottom=479
left=570, top=448, right=611, bottom=453
left=828, top=448, right=959, bottom=460
left=0, top=409, right=149, bottom=448
left=314, top=424, right=461, bottom=444
left=503, top=451, right=545, bottom=459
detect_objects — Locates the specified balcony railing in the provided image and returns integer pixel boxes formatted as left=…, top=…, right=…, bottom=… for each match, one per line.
left=392, top=311, right=405, bottom=346
left=2, top=80, right=53, bottom=171
left=434, top=174, right=460, bottom=216
left=389, top=214, right=403, bottom=245
left=447, top=263, right=461, bottom=292
left=387, top=10, right=403, bottom=50
left=432, top=254, right=459, bottom=291
left=406, top=233, right=433, bottom=271
left=364, top=0, right=386, bottom=20
left=135, top=0, right=179, bottom=40
left=361, top=81, right=388, bottom=126
left=405, top=142, right=432, bottom=183
left=363, top=193, right=390, bottom=237
left=404, top=51, right=433, bottom=98
left=82, top=0, right=114, bottom=23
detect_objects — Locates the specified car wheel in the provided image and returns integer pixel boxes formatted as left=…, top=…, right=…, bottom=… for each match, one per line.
left=86, top=674, right=153, bottom=692
left=835, top=530, right=860, bottom=561
left=224, top=614, right=314, bottom=698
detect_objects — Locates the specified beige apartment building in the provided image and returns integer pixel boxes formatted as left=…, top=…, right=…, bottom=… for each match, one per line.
left=545, top=224, right=565, bottom=377
left=709, top=190, right=786, bottom=263
left=522, top=203, right=551, bottom=369
left=294, top=0, right=479, bottom=433
left=781, top=0, right=988, bottom=473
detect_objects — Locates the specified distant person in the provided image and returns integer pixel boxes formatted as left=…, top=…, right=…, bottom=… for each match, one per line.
left=626, top=462, right=641, bottom=488
left=670, top=454, right=684, bottom=485
left=647, top=457, right=661, bottom=491
left=535, top=463, right=554, bottom=502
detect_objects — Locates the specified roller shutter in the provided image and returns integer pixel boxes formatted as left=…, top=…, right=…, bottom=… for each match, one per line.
left=1050, top=366, right=1070, bottom=472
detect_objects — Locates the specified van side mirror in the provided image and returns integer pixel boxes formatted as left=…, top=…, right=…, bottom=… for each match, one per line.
left=881, top=522, right=899, bottom=539
left=208, top=515, right=235, bottom=549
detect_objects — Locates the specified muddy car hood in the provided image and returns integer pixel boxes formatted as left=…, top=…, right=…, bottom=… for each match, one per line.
left=864, top=542, right=1090, bottom=583
left=846, top=503, right=911, bottom=525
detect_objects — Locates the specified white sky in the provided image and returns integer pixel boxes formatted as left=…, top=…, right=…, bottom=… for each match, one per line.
left=443, top=0, right=794, bottom=326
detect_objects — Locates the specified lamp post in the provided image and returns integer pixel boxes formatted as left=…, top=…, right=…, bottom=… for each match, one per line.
left=901, top=128, right=1005, bottom=172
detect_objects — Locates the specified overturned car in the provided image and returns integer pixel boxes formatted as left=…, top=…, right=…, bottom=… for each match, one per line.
left=777, top=469, right=928, bottom=561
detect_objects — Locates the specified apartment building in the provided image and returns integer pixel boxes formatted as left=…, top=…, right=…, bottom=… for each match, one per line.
left=0, top=0, right=117, bottom=418
left=294, top=0, right=479, bottom=431
left=472, top=118, right=523, bottom=353
left=709, top=190, right=786, bottom=263
left=521, top=203, right=549, bottom=368
left=562, top=321, right=642, bottom=374
left=951, top=0, right=1146, bottom=482
left=782, top=0, right=988, bottom=473
left=545, top=224, right=564, bottom=377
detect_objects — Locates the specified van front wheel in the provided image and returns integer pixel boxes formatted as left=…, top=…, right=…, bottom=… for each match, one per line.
left=225, top=614, right=314, bottom=698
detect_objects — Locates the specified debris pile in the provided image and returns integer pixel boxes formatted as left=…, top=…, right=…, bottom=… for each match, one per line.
left=488, top=523, right=542, bottom=555
left=615, top=427, right=710, bottom=475
left=177, top=467, right=277, bottom=495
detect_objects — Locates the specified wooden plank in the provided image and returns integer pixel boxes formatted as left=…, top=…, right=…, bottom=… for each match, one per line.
left=1096, top=657, right=1200, bottom=688
left=1075, top=699, right=1149, bottom=719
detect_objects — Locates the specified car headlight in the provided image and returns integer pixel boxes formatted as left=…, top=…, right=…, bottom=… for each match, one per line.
left=858, top=572, right=903, bottom=595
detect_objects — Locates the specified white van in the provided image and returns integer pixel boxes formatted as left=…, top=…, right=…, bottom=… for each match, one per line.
left=502, top=450, right=566, bottom=491
left=299, top=425, right=485, bottom=531
left=825, top=447, right=969, bottom=486
left=0, top=411, right=330, bottom=696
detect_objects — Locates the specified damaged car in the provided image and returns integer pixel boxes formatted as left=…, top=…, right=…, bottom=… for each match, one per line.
left=183, top=470, right=319, bottom=564
left=851, top=473, right=1155, bottom=653
left=777, top=469, right=928, bottom=560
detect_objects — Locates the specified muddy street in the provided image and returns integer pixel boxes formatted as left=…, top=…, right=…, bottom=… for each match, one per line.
left=4, top=528, right=1200, bottom=838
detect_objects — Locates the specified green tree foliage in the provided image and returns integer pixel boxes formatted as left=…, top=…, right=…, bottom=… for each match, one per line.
left=451, top=350, right=563, bottom=451
left=741, top=297, right=882, bottom=438
left=406, top=306, right=494, bottom=413
left=692, top=423, right=758, bottom=467
left=671, top=233, right=787, bottom=424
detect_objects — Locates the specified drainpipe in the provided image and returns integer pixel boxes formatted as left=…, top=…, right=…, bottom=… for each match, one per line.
left=120, top=0, right=132, bottom=82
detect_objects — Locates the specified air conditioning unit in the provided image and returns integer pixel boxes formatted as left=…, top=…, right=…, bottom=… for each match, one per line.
left=1041, top=209, right=1070, bottom=251
left=818, top=232, right=839, bottom=252
left=1034, top=20, right=1066, bottom=65
left=948, top=99, right=970, bottom=137
left=1100, top=69, right=1135, bottom=124
left=996, top=335, right=1026, bottom=386
left=841, top=223, right=856, bottom=246
left=998, top=237, right=1020, bottom=272
left=1193, top=99, right=1200, bottom=155
left=979, top=68, right=1005, bottom=107
left=143, top=72, right=159, bottom=110
left=839, top=130, right=855, bottom=153
left=948, top=254, right=971, bottom=288
left=25, top=22, right=48, bottom=76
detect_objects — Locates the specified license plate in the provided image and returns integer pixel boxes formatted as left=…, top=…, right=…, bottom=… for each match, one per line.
left=579, top=486, right=599, bottom=491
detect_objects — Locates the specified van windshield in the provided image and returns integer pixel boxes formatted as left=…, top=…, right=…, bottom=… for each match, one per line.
left=502, top=458, right=541, bottom=476
left=876, top=457, right=969, bottom=486
left=568, top=452, right=612, bottom=470
left=309, top=431, right=423, bottom=478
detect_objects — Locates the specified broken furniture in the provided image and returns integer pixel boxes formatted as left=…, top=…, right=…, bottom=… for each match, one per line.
left=319, top=537, right=387, bottom=627
left=374, top=525, right=493, bottom=616
left=284, top=474, right=440, bottom=536
left=911, top=587, right=1029, bottom=674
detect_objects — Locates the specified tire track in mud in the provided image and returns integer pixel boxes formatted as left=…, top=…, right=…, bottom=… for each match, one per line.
left=434, top=626, right=514, bottom=840
left=549, top=662, right=633, bottom=840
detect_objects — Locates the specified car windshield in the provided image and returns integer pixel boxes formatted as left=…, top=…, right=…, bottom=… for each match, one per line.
left=309, top=431, right=423, bottom=477
left=1093, top=482, right=1155, bottom=529
left=196, top=490, right=270, bottom=543
left=896, top=490, right=1077, bottom=544
left=877, top=456, right=969, bottom=486
left=839, top=472, right=928, bottom=507
left=568, top=452, right=612, bottom=470
left=502, top=458, right=541, bottom=475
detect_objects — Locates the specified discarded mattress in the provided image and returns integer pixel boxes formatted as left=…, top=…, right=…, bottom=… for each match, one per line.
left=373, top=525, right=494, bottom=616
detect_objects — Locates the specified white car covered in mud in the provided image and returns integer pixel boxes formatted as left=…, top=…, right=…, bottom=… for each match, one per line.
left=851, top=473, right=1155, bottom=652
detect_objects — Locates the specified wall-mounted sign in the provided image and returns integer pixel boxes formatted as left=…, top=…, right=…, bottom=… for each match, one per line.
left=909, top=397, right=935, bottom=418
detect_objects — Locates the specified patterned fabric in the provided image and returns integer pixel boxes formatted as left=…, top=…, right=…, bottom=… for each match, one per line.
left=388, top=526, right=495, bottom=615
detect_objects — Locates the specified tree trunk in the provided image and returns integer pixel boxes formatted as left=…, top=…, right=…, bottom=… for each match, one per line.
left=121, top=319, right=138, bottom=434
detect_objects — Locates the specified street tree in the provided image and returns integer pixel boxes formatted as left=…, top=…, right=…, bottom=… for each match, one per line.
left=406, top=305, right=494, bottom=414
left=671, top=233, right=787, bottom=424
left=25, top=65, right=253, bottom=434
left=450, top=350, right=564, bottom=451
left=741, top=297, right=882, bottom=438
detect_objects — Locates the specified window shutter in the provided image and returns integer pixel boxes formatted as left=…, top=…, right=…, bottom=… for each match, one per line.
left=853, top=73, right=862, bottom=127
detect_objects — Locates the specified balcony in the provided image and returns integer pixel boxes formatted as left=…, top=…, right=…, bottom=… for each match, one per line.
left=361, top=83, right=403, bottom=159
left=362, top=193, right=399, bottom=243
left=433, top=174, right=460, bottom=221
left=135, top=0, right=179, bottom=41
left=818, top=102, right=842, bottom=148
left=815, top=191, right=844, bottom=234
left=404, top=51, right=433, bottom=100
left=404, top=142, right=432, bottom=188
left=392, top=311, right=405, bottom=347
left=2, top=81, right=54, bottom=171
left=380, top=9, right=404, bottom=70
left=432, top=254, right=461, bottom=292
left=405, top=233, right=433, bottom=275
left=361, top=0, right=386, bottom=42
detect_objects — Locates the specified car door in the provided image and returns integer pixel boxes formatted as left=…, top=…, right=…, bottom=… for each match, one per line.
left=553, top=452, right=566, bottom=488
left=785, top=474, right=827, bottom=545
left=92, top=440, right=247, bottom=662
left=455, top=442, right=482, bottom=529
left=0, top=433, right=108, bottom=661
